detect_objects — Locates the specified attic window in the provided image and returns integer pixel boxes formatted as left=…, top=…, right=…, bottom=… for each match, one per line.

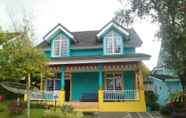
left=104, top=31, right=123, bottom=55
left=52, top=34, right=69, bottom=57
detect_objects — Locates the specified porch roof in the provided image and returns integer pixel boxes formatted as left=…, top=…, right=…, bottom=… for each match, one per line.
left=48, top=53, right=150, bottom=65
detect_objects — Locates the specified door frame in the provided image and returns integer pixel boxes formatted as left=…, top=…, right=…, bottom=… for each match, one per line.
left=65, top=79, right=71, bottom=101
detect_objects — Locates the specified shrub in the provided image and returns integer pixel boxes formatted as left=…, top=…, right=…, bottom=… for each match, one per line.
left=0, top=104, right=5, bottom=112
left=42, top=105, right=84, bottom=118
left=160, top=103, right=173, bottom=116
left=8, top=100, right=26, bottom=115
left=145, top=91, right=160, bottom=111
left=61, top=104, right=74, bottom=112
left=42, top=110, right=62, bottom=118
left=63, top=111, right=84, bottom=118
left=0, top=95, right=5, bottom=102
left=31, top=102, right=46, bottom=109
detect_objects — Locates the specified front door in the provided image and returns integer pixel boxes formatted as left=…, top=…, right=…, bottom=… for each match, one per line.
left=65, top=80, right=70, bottom=101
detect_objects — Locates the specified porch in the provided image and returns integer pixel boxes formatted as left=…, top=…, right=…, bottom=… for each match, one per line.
left=30, top=62, right=146, bottom=112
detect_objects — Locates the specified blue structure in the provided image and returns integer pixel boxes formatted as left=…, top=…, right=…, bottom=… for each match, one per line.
left=148, top=74, right=183, bottom=106
left=148, top=42, right=183, bottom=106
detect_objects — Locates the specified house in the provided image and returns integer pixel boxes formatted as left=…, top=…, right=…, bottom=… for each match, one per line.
left=148, top=42, right=183, bottom=106
left=148, top=74, right=182, bottom=106
left=32, top=20, right=151, bottom=112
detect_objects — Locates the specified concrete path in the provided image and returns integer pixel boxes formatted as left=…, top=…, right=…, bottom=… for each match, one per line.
left=96, top=112, right=163, bottom=118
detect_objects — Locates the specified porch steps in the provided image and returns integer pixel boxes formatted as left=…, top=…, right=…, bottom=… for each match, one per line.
left=65, top=102, right=99, bottom=112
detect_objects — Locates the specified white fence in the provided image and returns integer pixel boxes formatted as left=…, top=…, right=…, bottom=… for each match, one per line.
left=104, top=90, right=139, bottom=101
left=31, top=91, right=60, bottom=101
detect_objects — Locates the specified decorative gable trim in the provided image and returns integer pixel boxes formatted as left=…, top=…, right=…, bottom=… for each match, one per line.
left=97, top=21, right=129, bottom=38
left=43, top=23, right=76, bottom=42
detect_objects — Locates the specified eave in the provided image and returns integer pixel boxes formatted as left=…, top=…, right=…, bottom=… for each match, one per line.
left=47, top=53, right=150, bottom=65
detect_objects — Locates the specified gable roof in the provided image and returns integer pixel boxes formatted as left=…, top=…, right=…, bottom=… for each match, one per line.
left=38, top=21, right=143, bottom=49
left=43, top=23, right=77, bottom=42
left=97, top=20, right=129, bottom=38
left=71, top=30, right=101, bottom=49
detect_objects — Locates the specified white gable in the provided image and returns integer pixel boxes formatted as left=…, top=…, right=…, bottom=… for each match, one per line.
left=97, top=22, right=129, bottom=38
left=44, top=24, right=74, bottom=41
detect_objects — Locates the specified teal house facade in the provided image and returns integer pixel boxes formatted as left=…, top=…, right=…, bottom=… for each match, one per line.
left=35, top=20, right=150, bottom=112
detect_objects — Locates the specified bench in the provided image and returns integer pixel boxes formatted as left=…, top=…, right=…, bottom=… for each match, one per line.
left=80, top=92, right=98, bottom=102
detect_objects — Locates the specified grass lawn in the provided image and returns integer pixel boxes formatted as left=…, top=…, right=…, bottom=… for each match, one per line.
left=0, top=101, right=95, bottom=118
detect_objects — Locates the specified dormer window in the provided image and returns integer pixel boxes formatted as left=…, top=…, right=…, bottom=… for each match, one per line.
left=104, top=31, right=123, bottom=55
left=52, top=34, right=69, bottom=57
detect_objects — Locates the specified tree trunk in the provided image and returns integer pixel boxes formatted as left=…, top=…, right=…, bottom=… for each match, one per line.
left=27, top=73, right=31, bottom=118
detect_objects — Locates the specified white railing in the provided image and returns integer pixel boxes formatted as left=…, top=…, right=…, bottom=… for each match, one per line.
left=31, top=90, right=60, bottom=101
left=104, top=90, right=139, bottom=101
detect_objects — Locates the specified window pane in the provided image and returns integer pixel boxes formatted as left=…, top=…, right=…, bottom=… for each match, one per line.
left=106, top=79, right=114, bottom=90
left=61, top=39, right=68, bottom=56
left=105, top=72, right=123, bottom=90
left=52, top=34, right=69, bottom=57
left=114, top=38, right=122, bottom=53
left=104, top=31, right=122, bottom=55
left=53, top=40, right=60, bottom=56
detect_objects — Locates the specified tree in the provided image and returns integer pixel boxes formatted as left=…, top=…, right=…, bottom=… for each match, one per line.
left=0, top=27, right=48, bottom=118
left=115, top=0, right=186, bottom=88
left=140, top=63, right=150, bottom=79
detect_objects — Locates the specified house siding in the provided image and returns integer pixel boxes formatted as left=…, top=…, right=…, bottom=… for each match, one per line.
left=124, top=71, right=135, bottom=90
left=71, top=72, right=99, bottom=101
left=70, top=49, right=103, bottom=57
left=45, top=47, right=135, bottom=58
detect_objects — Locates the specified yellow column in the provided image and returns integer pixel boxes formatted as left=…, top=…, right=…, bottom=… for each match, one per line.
left=98, top=90, right=104, bottom=108
left=58, top=65, right=65, bottom=106
left=138, top=64, right=147, bottom=112
left=58, top=90, right=65, bottom=106
left=139, top=69, right=144, bottom=90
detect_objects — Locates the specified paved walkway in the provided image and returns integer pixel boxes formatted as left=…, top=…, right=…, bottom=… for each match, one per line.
left=96, top=112, right=163, bottom=118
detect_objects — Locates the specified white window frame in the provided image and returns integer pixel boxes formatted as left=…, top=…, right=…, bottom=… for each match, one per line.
left=104, top=31, right=123, bottom=55
left=104, top=72, right=124, bottom=90
left=52, top=34, right=69, bottom=57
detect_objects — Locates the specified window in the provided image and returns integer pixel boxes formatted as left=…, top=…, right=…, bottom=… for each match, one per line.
left=105, top=72, right=124, bottom=90
left=52, top=34, right=69, bottom=57
left=104, top=31, right=123, bottom=55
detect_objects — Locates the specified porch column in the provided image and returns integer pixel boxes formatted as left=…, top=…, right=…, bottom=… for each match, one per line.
left=99, top=64, right=103, bottom=90
left=98, top=64, right=104, bottom=105
left=61, top=65, right=65, bottom=90
left=58, top=65, right=65, bottom=106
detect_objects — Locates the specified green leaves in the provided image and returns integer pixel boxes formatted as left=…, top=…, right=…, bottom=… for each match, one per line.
left=0, top=32, right=48, bottom=81
left=116, top=0, right=186, bottom=87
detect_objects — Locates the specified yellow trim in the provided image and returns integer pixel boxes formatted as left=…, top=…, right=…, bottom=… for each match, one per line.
left=98, top=90, right=104, bottom=105
left=27, top=89, right=146, bottom=112
left=98, top=90, right=146, bottom=112
left=57, top=90, right=65, bottom=106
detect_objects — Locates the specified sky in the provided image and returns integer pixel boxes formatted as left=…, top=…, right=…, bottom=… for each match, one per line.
left=0, top=0, right=161, bottom=70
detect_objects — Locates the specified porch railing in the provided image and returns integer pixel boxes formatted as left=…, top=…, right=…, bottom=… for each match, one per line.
left=104, top=90, right=139, bottom=101
left=30, top=90, right=60, bottom=101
